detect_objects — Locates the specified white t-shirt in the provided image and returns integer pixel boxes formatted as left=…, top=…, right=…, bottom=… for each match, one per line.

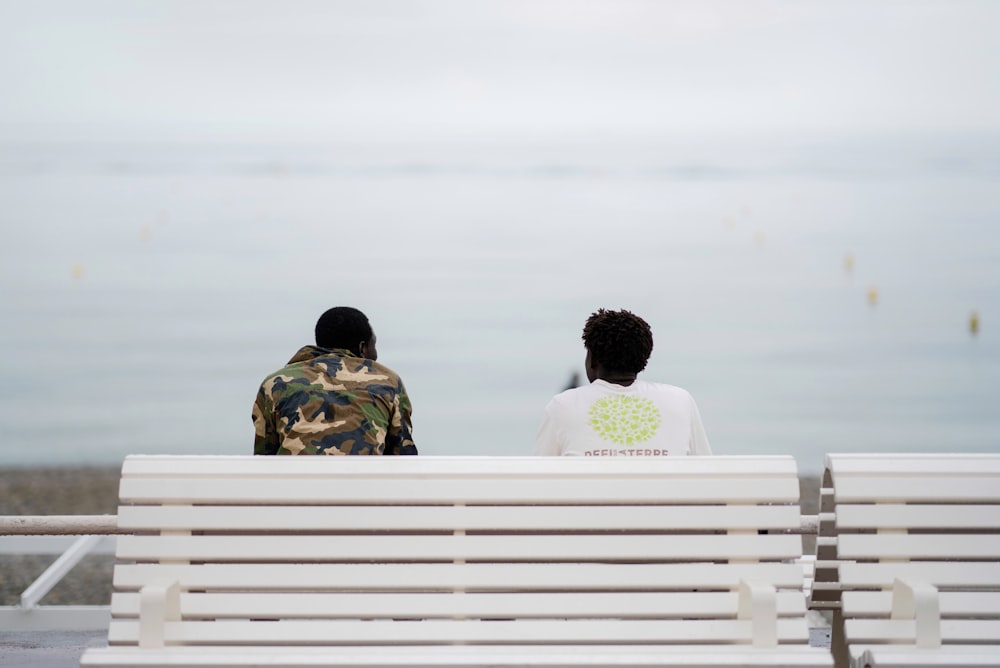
left=533, top=379, right=712, bottom=457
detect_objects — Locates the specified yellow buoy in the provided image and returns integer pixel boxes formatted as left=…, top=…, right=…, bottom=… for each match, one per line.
left=867, top=286, right=879, bottom=306
left=71, top=263, right=84, bottom=280
left=843, top=252, right=855, bottom=273
left=970, top=311, right=980, bottom=335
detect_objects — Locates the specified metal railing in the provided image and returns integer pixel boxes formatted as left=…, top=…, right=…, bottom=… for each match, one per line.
left=0, top=515, right=119, bottom=630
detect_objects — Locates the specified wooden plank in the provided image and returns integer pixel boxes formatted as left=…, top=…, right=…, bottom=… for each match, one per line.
left=112, top=562, right=806, bottom=592
left=117, top=477, right=799, bottom=505
left=837, top=534, right=1000, bottom=560
left=109, top=591, right=809, bottom=620
left=121, top=455, right=800, bottom=478
left=114, top=533, right=803, bottom=563
left=845, top=618, right=1000, bottom=643
left=82, top=643, right=835, bottom=667
left=838, top=562, right=1000, bottom=589
left=831, top=477, right=1000, bottom=503
left=851, top=645, right=1000, bottom=668
left=104, top=617, right=812, bottom=645
left=842, top=591, right=1000, bottom=618
left=826, top=454, right=1000, bottom=474
left=839, top=564, right=1000, bottom=592
left=826, top=454, right=1000, bottom=476
left=834, top=504, right=1000, bottom=530
left=117, top=504, right=802, bottom=532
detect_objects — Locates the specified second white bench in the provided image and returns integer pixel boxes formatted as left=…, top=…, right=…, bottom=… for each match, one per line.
left=815, top=453, right=1000, bottom=668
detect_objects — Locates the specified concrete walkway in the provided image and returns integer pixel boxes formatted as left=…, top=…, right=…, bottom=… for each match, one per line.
left=1, top=625, right=831, bottom=667
left=0, top=630, right=106, bottom=668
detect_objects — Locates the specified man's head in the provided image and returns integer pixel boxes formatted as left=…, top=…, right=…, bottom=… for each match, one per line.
left=582, top=308, right=653, bottom=382
left=315, top=306, right=378, bottom=360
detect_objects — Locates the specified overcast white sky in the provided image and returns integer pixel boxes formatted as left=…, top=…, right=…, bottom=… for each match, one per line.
left=2, top=0, right=999, bottom=142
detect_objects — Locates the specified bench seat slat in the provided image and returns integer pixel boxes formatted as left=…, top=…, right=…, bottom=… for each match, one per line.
left=115, top=534, right=804, bottom=562
left=851, top=645, right=1000, bottom=668
left=844, top=618, right=1000, bottom=643
left=118, top=478, right=799, bottom=505
left=81, top=644, right=837, bottom=668
left=837, top=534, right=1000, bottom=560
left=842, top=591, right=1000, bottom=617
left=109, top=591, right=810, bottom=619
left=105, top=618, right=812, bottom=645
left=838, top=561, right=1000, bottom=588
left=823, top=455, right=1000, bottom=476
left=832, top=477, right=1000, bottom=503
left=834, top=504, right=1000, bottom=530
left=113, top=562, right=806, bottom=592
left=117, top=504, right=803, bottom=532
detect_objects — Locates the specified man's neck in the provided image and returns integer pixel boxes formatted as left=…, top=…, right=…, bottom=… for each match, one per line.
left=599, top=375, right=636, bottom=387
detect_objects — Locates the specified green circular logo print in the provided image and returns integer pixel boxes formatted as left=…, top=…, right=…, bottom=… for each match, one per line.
left=588, top=395, right=662, bottom=445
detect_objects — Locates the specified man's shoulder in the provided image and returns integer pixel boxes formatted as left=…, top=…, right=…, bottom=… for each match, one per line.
left=545, top=384, right=596, bottom=411
left=369, top=359, right=402, bottom=379
left=635, top=380, right=696, bottom=403
left=259, top=347, right=405, bottom=395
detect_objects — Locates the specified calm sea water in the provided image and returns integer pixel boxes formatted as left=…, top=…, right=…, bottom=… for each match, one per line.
left=1, top=134, right=998, bottom=473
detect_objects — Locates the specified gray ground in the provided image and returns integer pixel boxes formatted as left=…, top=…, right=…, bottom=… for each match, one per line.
left=0, top=631, right=107, bottom=668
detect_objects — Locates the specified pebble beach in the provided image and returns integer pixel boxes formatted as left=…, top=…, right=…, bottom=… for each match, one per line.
left=0, top=466, right=120, bottom=606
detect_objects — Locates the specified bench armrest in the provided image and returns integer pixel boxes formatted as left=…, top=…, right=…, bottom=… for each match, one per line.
left=890, top=577, right=941, bottom=648
left=738, top=579, right=777, bottom=648
left=139, top=579, right=181, bottom=648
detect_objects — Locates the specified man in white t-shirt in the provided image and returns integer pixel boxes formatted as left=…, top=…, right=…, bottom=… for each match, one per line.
left=534, top=308, right=712, bottom=457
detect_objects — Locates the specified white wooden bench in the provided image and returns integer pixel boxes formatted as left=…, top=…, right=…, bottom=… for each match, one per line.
left=813, top=453, right=1000, bottom=668
left=80, top=454, right=832, bottom=667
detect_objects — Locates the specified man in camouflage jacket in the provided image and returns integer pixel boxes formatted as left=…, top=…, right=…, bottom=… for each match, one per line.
left=253, top=306, right=417, bottom=456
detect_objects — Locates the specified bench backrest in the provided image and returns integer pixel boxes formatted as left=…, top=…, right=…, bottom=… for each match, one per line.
left=816, top=453, right=1000, bottom=656
left=108, top=455, right=814, bottom=649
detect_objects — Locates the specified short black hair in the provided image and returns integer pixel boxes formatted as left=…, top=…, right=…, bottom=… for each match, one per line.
left=315, top=306, right=373, bottom=351
left=582, top=308, right=654, bottom=374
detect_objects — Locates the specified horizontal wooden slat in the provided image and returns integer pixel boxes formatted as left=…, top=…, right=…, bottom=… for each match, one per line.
left=82, top=644, right=836, bottom=667
left=837, top=534, right=1000, bottom=560
left=850, top=645, right=1000, bottom=668
left=115, top=533, right=803, bottom=563
left=112, top=562, right=806, bottom=592
left=838, top=561, right=1000, bottom=588
left=117, top=504, right=801, bottom=532
left=842, top=591, right=1000, bottom=618
left=844, top=618, right=1000, bottom=643
left=834, top=504, right=1000, bottom=530
left=825, top=454, right=1000, bottom=476
left=105, top=618, right=812, bottom=645
left=831, top=477, right=1000, bottom=503
left=117, top=477, right=799, bottom=505
left=121, top=455, right=800, bottom=478
left=109, top=590, right=808, bottom=620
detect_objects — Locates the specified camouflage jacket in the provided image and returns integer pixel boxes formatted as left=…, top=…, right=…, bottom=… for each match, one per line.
left=253, top=345, right=417, bottom=456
